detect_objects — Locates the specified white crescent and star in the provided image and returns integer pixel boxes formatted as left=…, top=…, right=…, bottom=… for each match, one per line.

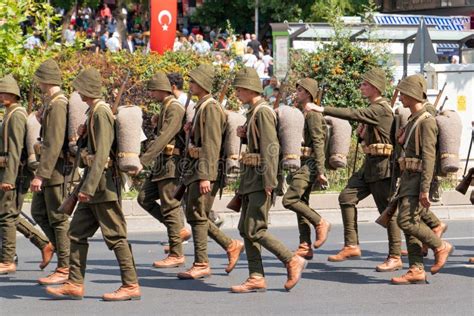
left=158, top=10, right=172, bottom=31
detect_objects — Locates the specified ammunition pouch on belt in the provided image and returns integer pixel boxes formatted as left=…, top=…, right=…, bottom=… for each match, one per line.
left=368, top=143, right=393, bottom=157
left=300, top=146, right=313, bottom=158
left=0, top=154, right=8, bottom=168
left=241, top=153, right=261, bottom=166
left=227, top=154, right=241, bottom=161
left=188, top=146, right=201, bottom=159
left=163, top=144, right=181, bottom=156
left=362, top=144, right=371, bottom=154
left=398, top=157, right=422, bottom=172
left=80, top=149, right=113, bottom=169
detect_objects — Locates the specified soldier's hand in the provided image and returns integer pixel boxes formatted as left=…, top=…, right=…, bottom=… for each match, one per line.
left=304, top=103, right=324, bottom=113
left=237, top=125, right=247, bottom=138
left=30, top=176, right=43, bottom=192
left=317, top=174, right=329, bottom=187
left=78, top=192, right=92, bottom=203
left=200, top=180, right=211, bottom=195
left=265, top=187, right=272, bottom=196
left=0, top=183, right=14, bottom=191
left=419, top=192, right=431, bottom=208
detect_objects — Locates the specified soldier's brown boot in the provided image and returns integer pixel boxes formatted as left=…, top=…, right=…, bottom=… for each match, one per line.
left=422, top=222, right=448, bottom=256
left=40, top=242, right=55, bottom=270
left=431, top=241, right=454, bottom=275
left=225, top=239, right=244, bottom=273
left=284, top=255, right=307, bottom=291
left=231, top=276, right=267, bottom=293
left=164, top=228, right=192, bottom=254
left=327, top=245, right=361, bottom=262
left=102, top=283, right=141, bottom=301
left=38, top=267, right=69, bottom=285
left=177, top=262, right=211, bottom=279
left=313, top=219, right=331, bottom=249
left=295, top=242, right=313, bottom=260
left=153, top=255, right=185, bottom=268
left=45, top=281, right=84, bottom=300
left=376, top=256, right=403, bottom=272
left=0, top=262, right=16, bottom=275
left=391, top=266, right=427, bottom=285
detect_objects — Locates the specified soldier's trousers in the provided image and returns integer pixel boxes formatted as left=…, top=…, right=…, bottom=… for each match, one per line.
left=137, top=177, right=185, bottom=257
left=397, top=196, right=443, bottom=269
left=282, top=169, right=322, bottom=245
left=17, top=217, right=49, bottom=250
left=68, top=201, right=138, bottom=285
left=420, top=209, right=441, bottom=229
left=31, top=185, right=69, bottom=268
left=339, top=175, right=401, bottom=256
left=185, top=181, right=232, bottom=263
left=239, top=191, right=294, bottom=277
left=0, top=190, right=18, bottom=263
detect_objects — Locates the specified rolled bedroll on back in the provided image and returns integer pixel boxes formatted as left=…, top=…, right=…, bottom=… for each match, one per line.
left=225, top=110, right=246, bottom=182
left=436, top=110, right=462, bottom=174
left=278, top=106, right=304, bottom=171
left=116, top=105, right=143, bottom=172
left=68, top=91, right=89, bottom=154
left=325, top=115, right=352, bottom=169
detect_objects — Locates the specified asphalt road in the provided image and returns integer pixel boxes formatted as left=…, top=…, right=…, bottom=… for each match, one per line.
left=1, top=220, right=473, bottom=315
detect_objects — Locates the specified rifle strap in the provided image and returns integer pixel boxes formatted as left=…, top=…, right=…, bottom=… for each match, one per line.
left=88, top=100, right=113, bottom=152
left=247, top=102, right=276, bottom=152
left=403, top=112, right=431, bottom=155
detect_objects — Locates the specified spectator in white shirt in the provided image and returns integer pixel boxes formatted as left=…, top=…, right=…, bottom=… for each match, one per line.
left=243, top=47, right=257, bottom=68
left=192, top=34, right=211, bottom=55
left=64, top=24, right=76, bottom=44
left=106, top=31, right=121, bottom=52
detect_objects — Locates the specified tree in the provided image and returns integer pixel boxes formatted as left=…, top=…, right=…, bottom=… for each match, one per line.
left=309, top=0, right=370, bottom=22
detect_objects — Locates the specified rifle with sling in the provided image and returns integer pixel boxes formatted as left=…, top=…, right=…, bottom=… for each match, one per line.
left=273, top=71, right=289, bottom=109
left=456, top=124, right=474, bottom=195
left=173, top=93, right=193, bottom=201
left=433, top=82, right=447, bottom=109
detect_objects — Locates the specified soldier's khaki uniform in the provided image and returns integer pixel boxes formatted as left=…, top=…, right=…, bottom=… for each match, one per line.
left=0, top=95, right=28, bottom=263
left=183, top=94, right=232, bottom=263
left=31, top=60, right=70, bottom=270
left=324, top=97, right=401, bottom=256
left=67, top=68, right=138, bottom=288
left=138, top=90, right=186, bottom=257
left=283, top=79, right=327, bottom=246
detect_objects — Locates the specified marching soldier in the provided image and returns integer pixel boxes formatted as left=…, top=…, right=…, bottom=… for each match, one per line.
left=46, top=68, right=140, bottom=301
left=29, top=59, right=71, bottom=285
left=177, top=64, right=244, bottom=280
left=282, top=78, right=331, bottom=260
left=0, top=75, right=54, bottom=273
left=391, top=75, right=453, bottom=284
left=138, top=72, right=191, bottom=268
left=231, top=68, right=306, bottom=293
left=308, top=68, right=402, bottom=272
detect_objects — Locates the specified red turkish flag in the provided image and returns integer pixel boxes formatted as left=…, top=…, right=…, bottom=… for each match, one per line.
left=150, top=0, right=177, bottom=54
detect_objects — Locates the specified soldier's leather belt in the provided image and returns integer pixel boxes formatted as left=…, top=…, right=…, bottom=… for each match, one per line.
left=241, top=153, right=261, bottom=166
left=367, top=143, right=393, bottom=157
left=301, top=147, right=313, bottom=158
left=0, top=156, right=8, bottom=168
left=188, top=146, right=201, bottom=159
left=227, top=154, right=241, bottom=160
left=440, top=153, right=458, bottom=159
left=163, top=144, right=180, bottom=156
left=398, top=157, right=422, bottom=173
left=284, top=154, right=300, bottom=160
left=80, top=149, right=113, bottom=169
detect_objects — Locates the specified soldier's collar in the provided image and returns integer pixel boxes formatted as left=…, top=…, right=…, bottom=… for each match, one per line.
left=46, top=90, right=64, bottom=104
left=5, top=103, right=20, bottom=114
left=247, top=98, right=266, bottom=114
left=408, top=107, right=427, bottom=122
left=162, top=95, right=175, bottom=106
left=195, top=94, right=213, bottom=109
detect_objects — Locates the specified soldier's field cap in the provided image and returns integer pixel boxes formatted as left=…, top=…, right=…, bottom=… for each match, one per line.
left=73, top=68, right=102, bottom=99
left=0, top=74, right=21, bottom=98
left=188, top=64, right=214, bottom=93
left=147, top=72, right=172, bottom=92
left=233, top=67, right=263, bottom=94
left=414, top=73, right=428, bottom=99
left=34, top=59, right=62, bottom=86
left=296, top=78, right=319, bottom=101
left=361, top=67, right=386, bottom=94
left=397, top=74, right=425, bottom=102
